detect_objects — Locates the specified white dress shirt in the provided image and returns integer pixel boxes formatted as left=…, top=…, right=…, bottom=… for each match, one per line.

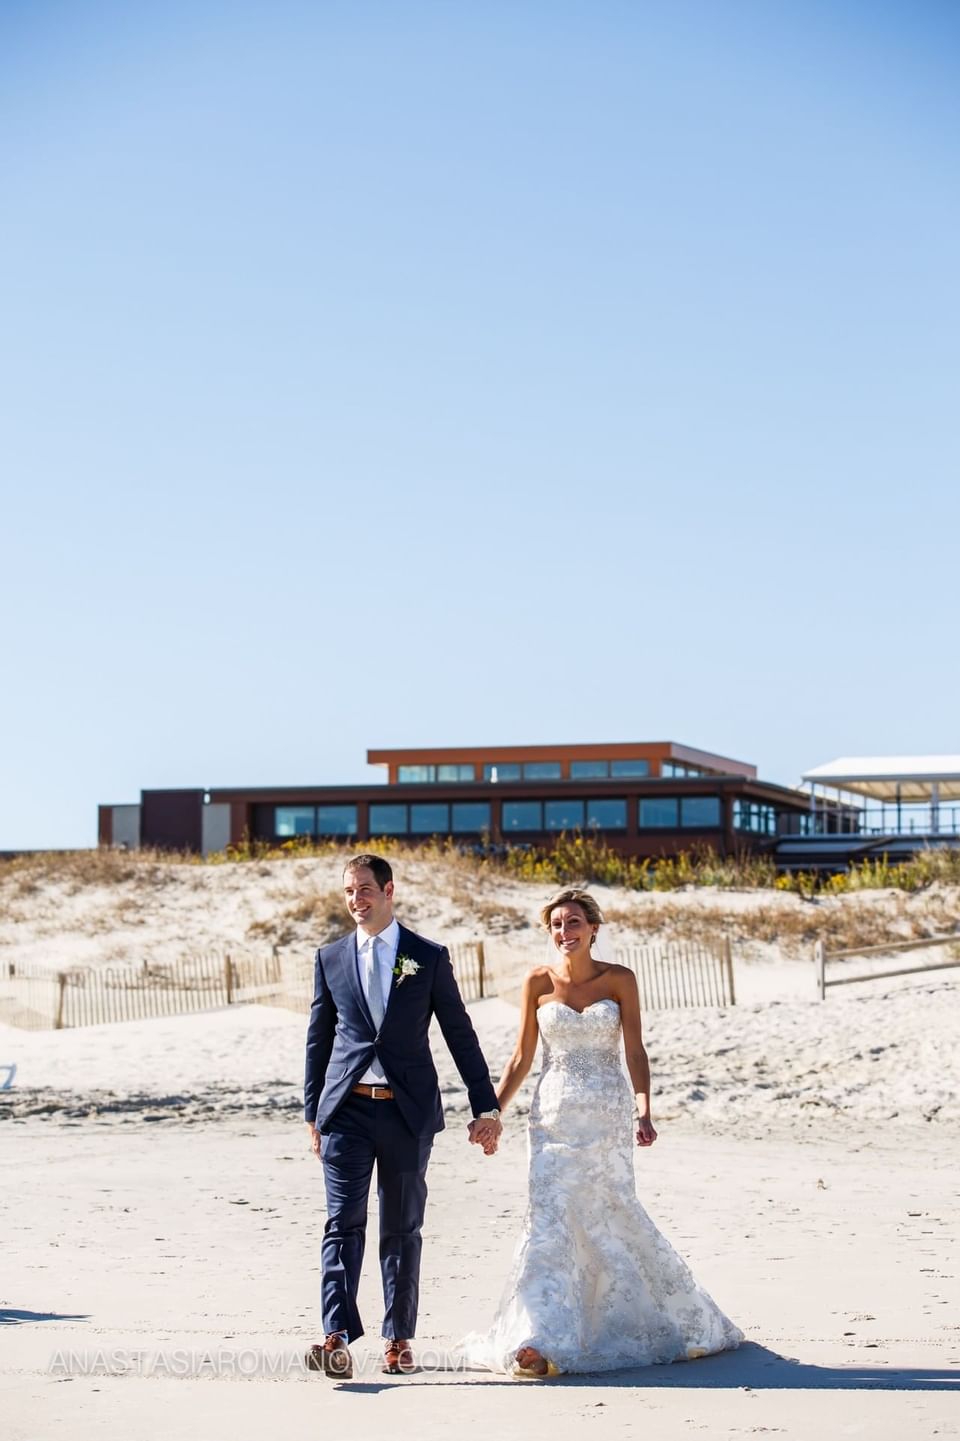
left=357, top=917, right=399, bottom=1085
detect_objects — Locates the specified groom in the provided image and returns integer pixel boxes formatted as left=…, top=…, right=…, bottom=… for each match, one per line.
left=304, top=853, right=502, bottom=1378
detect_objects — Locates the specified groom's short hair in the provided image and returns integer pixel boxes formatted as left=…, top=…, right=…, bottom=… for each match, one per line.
left=343, top=853, right=393, bottom=890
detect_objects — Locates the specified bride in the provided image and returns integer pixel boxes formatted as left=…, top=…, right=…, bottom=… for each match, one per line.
left=463, top=886, right=743, bottom=1377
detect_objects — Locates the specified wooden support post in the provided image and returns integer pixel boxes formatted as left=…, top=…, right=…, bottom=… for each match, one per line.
left=225, top=954, right=234, bottom=1006
left=815, top=940, right=826, bottom=1000
left=477, top=941, right=486, bottom=1000
left=55, top=973, right=66, bottom=1030
left=723, top=936, right=736, bottom=1006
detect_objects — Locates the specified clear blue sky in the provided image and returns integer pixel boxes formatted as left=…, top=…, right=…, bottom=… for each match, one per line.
left=3, top=1, right=958, bottom=849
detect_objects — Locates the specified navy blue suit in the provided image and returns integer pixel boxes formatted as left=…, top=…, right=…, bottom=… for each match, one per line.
left=304, top=923, right=498, bottom=1342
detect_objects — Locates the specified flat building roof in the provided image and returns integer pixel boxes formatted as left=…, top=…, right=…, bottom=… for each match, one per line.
left=802, top=755, right=960, bottom=802
left=368, top=741, right=756, bottom=779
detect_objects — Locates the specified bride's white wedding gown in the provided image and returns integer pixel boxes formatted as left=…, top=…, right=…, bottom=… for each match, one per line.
left=464, top=998, right=743, bottom=1374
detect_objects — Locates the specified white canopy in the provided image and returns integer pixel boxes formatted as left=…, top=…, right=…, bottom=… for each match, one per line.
left=801, top=756, right=960, bottom=803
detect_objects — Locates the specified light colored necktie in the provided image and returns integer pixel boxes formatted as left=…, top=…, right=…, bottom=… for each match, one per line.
left=365, top=937, right=386, bottom=1028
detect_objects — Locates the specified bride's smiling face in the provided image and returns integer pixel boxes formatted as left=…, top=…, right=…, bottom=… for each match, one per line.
left=549, top=903, right=593, bottom=958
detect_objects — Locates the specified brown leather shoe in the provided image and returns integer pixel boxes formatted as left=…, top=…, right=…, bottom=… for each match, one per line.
left=383, top=1339, right=416, bottom=1375
left=305, top=1333, right=353, bottom=1378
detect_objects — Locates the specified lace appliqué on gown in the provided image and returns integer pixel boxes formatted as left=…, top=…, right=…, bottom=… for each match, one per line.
left=463, top=999, right=743, bottom=1375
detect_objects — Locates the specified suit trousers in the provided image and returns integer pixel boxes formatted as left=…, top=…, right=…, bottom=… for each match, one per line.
left=320, top=1093, right=433, bottom=1343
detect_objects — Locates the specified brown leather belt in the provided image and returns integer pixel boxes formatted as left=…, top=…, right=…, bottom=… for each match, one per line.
left=352, top=1083, right=394, bottom=1100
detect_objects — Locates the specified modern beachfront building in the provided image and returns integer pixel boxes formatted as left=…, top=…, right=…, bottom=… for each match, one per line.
left=779, top=755, right=960, bottom=870
left=98, top=740, right=825, bottom=860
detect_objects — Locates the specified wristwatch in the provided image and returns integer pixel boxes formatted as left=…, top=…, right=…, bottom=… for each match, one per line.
left=477, top=1109, right=501, bottom=1120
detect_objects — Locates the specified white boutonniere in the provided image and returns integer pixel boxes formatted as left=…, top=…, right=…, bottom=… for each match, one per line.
left=393, top=955, right=420, bottom=986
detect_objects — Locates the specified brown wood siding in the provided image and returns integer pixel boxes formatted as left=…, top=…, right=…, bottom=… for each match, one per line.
left=230, top=802, right=251, bottom=846
left=140, top=790, right=204, bottom=852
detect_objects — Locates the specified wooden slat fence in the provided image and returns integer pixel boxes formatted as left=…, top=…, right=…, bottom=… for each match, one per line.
left=0, top=950, right=282, bottom=1030
left=0, top=962, right=62, bottom=1031
left=263, top=940, right=491, bottom=1016
left=615, top=938, right=736, bottom=1009
left=0, top=937, right=735, bottom=1029
left=0, top=941, right=492, bottom=1029
left=450, top=941, right=489, bottom=1003
left=257, top=950, right=314, bottom=1015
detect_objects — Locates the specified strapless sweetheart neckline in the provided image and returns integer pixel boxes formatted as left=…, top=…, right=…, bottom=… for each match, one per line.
left=538, top=997, right=621, bottom=1017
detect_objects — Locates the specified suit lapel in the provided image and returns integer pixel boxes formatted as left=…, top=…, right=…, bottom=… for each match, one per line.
left=341, top=933, right=376, bottom=1032
left=382, top=924, right=418, bottom=1023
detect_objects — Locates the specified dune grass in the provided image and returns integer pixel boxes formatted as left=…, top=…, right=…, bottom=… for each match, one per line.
left=0, top=846, right=199, bottom=897
left=604, top=891, right=959, bottom=956
left=3, top=837, right=957, bottom=963
left=5, top=833, right=960, bottom=895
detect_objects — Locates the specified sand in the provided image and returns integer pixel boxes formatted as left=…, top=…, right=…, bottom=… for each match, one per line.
left=2, top=979, right=957, bottom=1130
left=2, top=854, right=958, bottom=1437
left=2, top=851, right=957, bottom=973
left=2, top=981, right=959, bottom=1440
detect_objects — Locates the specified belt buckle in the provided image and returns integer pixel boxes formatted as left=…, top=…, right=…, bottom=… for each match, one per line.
left=370, top=1084, right=387, bottom=1099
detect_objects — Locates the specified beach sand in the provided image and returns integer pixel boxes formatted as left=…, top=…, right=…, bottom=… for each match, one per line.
left=2, top=985, right=958, bottom=1440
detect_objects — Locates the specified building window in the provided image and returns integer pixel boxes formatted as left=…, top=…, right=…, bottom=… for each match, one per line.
left=483, top=763, right=522, bottom=782
left=662, top=761, right=710, bottom=778
left=410, top=803, right=450, bottom=835
left=437, top=763, right=475, bottom=782
left=587, top=798, right=627, bottom=830
left=639, top=797, right=679, bottom=828
left=734, top=799, right=777, bottom=835
left=523, top=762, right=562, bottom=780
left=275, top=806, right=316, bottom=837
left=570, top=760, right=609, bottom=779
left=502, top=801, right=543, bottom=831
left=316, top=805, right=357, bottom=836
left=451, top=802, right=491, bottom=833
left=545, top=799, right=585, bottom=831
left=369, top=803, right=408, bottom=835
left=610, top=759, right=650, bottom=778
left=680, top=796, right=721, bottom=828
left=397, top=765, right=436, bottom=783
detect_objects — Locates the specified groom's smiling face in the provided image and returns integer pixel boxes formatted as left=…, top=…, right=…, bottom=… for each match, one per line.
left=343, top=865, right=395, bottom=935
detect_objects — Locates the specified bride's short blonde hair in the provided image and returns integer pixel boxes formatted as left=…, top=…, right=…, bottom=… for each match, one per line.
left=539, top=887, right=604, bottom=930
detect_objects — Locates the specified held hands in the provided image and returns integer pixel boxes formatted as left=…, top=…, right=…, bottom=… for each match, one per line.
left=309, top=1115, right=503, bottom=1157
left=468, top=1116, right=502, bottom=1156
left=635, top=1115, right=658, bottom=1148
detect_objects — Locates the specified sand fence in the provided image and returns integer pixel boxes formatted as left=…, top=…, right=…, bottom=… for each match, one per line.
left=0, top=944, right=491, bottom=1031
left=0, top=938, right=736, bottom=1030
left=0, top=947, right=284, bottom=1031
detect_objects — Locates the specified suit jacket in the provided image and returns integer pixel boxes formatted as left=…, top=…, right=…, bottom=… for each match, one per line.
left=303, top=922, right=499, bottom=1137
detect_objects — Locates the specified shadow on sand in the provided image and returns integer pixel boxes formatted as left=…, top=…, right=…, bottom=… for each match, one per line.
left=336, top=1344, right=958, bottom=1393
left=567, top=1344, right=959, bottom=1392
